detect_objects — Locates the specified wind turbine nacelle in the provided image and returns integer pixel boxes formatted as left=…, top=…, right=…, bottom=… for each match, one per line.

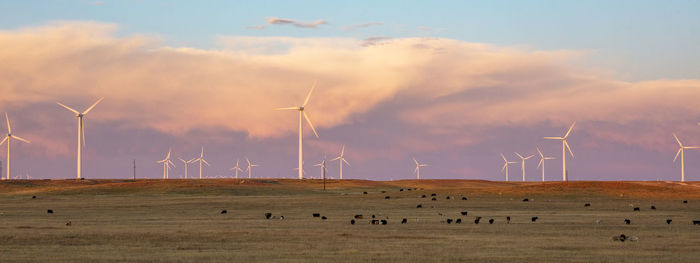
left=299, top=106, right=304, bottom=111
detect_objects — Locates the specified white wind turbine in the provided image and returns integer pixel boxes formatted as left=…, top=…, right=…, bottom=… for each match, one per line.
left=157, top=148, right=175, bottom=179
left=514, top=152, right=534, bottom=182
left=536, top=147, right=555, bottom=182
left=313, top=156, right=327, bottom=180
left=501, top=153, right=517, bottom=182
left=179, top=157, right=195, bottom=179
left=331, top=145, right=350, bottom=180
left=544, top=121, right=575, bottom=181
left=673, top=133, right=698, bottom=182
left=57, top=97, right=104, bottom=179
left=276, top=81, right=319, bottom=180
left=193, top=147, right=210, bottom=179
left=230, top=159, right=243, bottom=179
left=0, top=113, right=30, bottom=180
left=245, top=157, right=259, bottom=178
left=413, top=158, right=428, bottom=180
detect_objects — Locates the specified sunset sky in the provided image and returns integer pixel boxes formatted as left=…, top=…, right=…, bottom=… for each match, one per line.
left=1, top=1, right=699, bottom=181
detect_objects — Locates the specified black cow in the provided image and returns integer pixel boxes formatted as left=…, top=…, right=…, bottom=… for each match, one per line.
left=363, top=192, right=368, bottom=195
left=455, top=218, right=462, bottom=224
left=381, top=220, right=388, bottom=225
left=32, top=196, right=36, bottom=199
left=522, top=198, right=529, bottom=202
left=407, top=188, right=412, bottom=191
left=372, top=214, right=376, bottom=219
left=633, top=207, right=640, bottom=212
left=461, top=197, right=467, bottom=200
left=446, top=196, right=451, bottom=200
left=693, top=220, right=700, bottom=225
left=666, top=219, right=672, bottom=224
left=506, top=216, right=511, bottom=224
left=416, top=204, right=422, bottom=208
left=624, top=219, right=631, bottom=225
left=221, top=210, right=227, bottom=214
left=474, top=217, right=482, bottom=224
left=531, top=216, right=538, bottom=222
left=651, top=205, right=656, bottom=210
left=321, top=216, right=327, bottom=220
left=351, top=219, right=356, bottom=225
left=47, top=209, right=54, bottom=214
left=431, top=193, right=437, bottom=196
left=354, top=214, right=363, bottom=219
left=401, top=218, right=407, bottom=224
left=371, top=220, right=379, bottom=225
left=381, top=191, right=386, bottom=193
left=65, top=221, right=72, bottom=226
left=265, top=212, right=272, bottom=219
left=312, top=213, right=320, bottom=217
left=421, top=195, right=427, bottom=198
left=280, top=216, right=285, bottom=220
left=460, top=211, right=468, bottom=216
left=489, top=219, right=494, bottom=224
left=431, top=197, right=437, bottom=201
left=683, top=200, right=688, bottom=204
left=584, top=203, right=591, bottom=207
left=400, top=188, right=404, bottom=191
left=385, top=196, right=391, bottom=200
left=446, top=219, right=453, bottom=224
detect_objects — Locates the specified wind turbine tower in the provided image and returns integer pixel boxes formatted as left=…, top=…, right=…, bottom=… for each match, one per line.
left=501, top=154, right=517, bottom=182
left=536, top=147, right=555, bottom=182
left=57, top=97, right=103, bottom=179
left=0, top=113, right=30, bottom=180
left=276, top=81, right=319, bottom=179
left=157, top=149, right=175, bottom=179
left=544, top=121, right=575, bottom=181
left=413, top=158, right=428, bottom=180
left=230, top=159, right=243, bottom=179
left=179, top=157, right=195, bottom=179
left=193, top=147, right=209, bottom=179
left=331, top=145, right=350, bottom=180
left=514, top=152, right=534, bottom=182
left=245, top=157, right=259, bottom=178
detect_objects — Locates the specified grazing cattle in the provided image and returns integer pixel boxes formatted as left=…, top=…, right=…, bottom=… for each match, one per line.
left=47, top=209, right=54, bottom=214
left=474, top=217, right=482, bottom=224
left=32, top=196, right=36, bottom=199
left=431, top=193, right=437, bottom=196
left=624, top=219, right=631, bottom=225
left=312, top=213, right=320, bottom=218
left=489, top=219, right=494, bottom=224
left=461, top=197, right=467, bottom=200
left=220, top=210, right=227, bottom=214
left=633, top=207, right=640, bottom=212
left=407, top=188, right=412, bottom=191
left=666, top=219, right=672, bottom=224
left=65, top=221, right=72, bottom=226
left=321, top=216, right=327, bottom=220
left=401, top=218, right=407, bottom=224
left=693, top=220, right=700, bottom=225
left=421, top=195, right=427, bottom=198
left=682, top=200, right=688, bottom=204
left=446, top=196, right=451, bottom=200
left=354, top=214, right=363, bottom=219
left=507, top=216, right=511, bottom=224
left=446, top=219, right=453, bottom=224
left=431, top=197, right=437, bottom=201
left=613, top=234, right=627, bottom=242
left=372, top=214, right=376, bottom=218
left=531, top=216, right=538, bottom=222
left=522, top=198, right=529, bottom=202
left=363, top=192, right=368, bottom=194
left=460, top=211, right=468, bottom=216
left=651, top=205, right=656, bottom=210
left=371, top=220, right=380, bottom=225
left=381, top=191, right=386, bottom=193
left=280, top=216, right=285, bottom=220
left=455, top=219, right=462, bottom=224
left=351, top=219, right=356, bottom=225
left=584, top=203, right=591, bottom=207
left=385, top=196, right=391, bottom=200
left=416, top=204, right=423, bottom=208
left=265, top=212, right=272, bottom=219
left=400, top=188, right=404, bottom=191
left=381, top=220, right=388, bottom=225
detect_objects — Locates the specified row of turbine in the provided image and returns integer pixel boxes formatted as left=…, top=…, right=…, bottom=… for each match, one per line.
left=501, top=121, right=575, bottom=182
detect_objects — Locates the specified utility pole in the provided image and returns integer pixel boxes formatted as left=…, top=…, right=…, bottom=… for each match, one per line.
left=133, top=159, right=136, bottom=180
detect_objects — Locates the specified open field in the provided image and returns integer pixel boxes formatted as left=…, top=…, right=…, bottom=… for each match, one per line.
left=1, top=179, right=699, bottom=262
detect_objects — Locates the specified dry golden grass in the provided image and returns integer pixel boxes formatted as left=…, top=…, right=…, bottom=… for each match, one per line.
left=0, top=179, right=698, bottom=262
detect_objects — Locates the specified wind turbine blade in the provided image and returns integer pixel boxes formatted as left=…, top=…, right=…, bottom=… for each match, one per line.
left=537, top=159, right=543, bottom=168
left=276, top=107, right=300, bottom=110
left=564, top=140, right=574, bottom=157
left=57, top=102, right=80, bottom=115
left=514, top=152, right=524, bottom=159
left=166, top=149, right=171, bottom=159
left=81, top=118, right=86, bottom=147
left=564, top=121, right=576, bottom=138
left=685, top=146, right=700, bottom=149
left=5, top=113, right=10, bottom=134
left=303, top=111, right=319, bottom=138
left=536, top=147, right=543, bottom=158
left=0, top=136, right=7, bottom=146
left=673, top=148, right=682, bottom=162
left=500, top=154, right=507, bottom=162
left=525, top=155, right=534, bottom=160
left=82, top=97, right=104, bottom=115
left=246, top=157, right=251, bottom=166
left=302, top=80, right=317, bottom=107
left=421, top=164, right=428, bottom=167
left=343, top=159, right=350, bottom=166
left=202, top=159, right=210, bottom=166
left=673, top=133, right=683, bottom=147
left=340, top=145, right=345, bottom=156
left=331, top=157, right=341, bottom=161
left=502, top=163, right=507, bottom=172
left=544, top=137, right=563, bottom=140
left=414, top=166, right=419, bottom=174
left=200, top=147, right=204, bottom=157
left=157, top=160, right=165, bottom=163
left=178, top=157, right=186, bottom=163
left=13, top=135, right=30, bottom=143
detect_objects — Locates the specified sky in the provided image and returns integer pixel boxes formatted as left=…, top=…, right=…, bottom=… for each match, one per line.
left=0, top=0, right=699, bottom=181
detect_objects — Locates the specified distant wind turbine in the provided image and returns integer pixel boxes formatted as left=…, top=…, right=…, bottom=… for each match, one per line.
left=331, top=145, right=350, bottom=180
left=514, top=152, right=534, bottom=182
left=536, top=147, right=555, bottom=182
left=193, top=147, right=209, bottom=179
left=57, top=97, right=103, bottom=179
left=276, top=81, right=319, bottom=179
left=178, top=157, right=195, bottom=179
left=0, top=113, right=30, bottom=180
left=245, top=157, right=259, bottom=178
left=157, top=148, right=175, bottom=179
left=673, top=133, right=698, bottom=182
left=230, top=159, right=243, bottom=179
left=313, top=156, right=327, bottom=180
left=500, top=154, right=517, bottom=182
left=544, top=121, right=575, bottom=181
left=413, top=158, right=428, bottom=180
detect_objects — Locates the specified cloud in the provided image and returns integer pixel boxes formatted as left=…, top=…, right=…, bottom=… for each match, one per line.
left=265, top=17, right=327, bottom=28
left=360, top=36, right=392, bottom=47
left=244, top=25, right=265, bottom=30
left=342, top=22, right=383, bottom=31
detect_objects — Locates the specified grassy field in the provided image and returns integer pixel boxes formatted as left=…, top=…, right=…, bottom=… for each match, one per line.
left=0, top=179, right=699, bottom=262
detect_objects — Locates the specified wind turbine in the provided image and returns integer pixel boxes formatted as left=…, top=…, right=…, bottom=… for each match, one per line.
left=514, top=152, right=534, bottom=182
left=179, top=157, right=195, bottom=179
left=413, top=158, right=428, bottom=180
left=501, top=154, right=517, bottom=182
left=276, top=81, right=319, bottom=180
left=331, top=145, right=350, bottom=180
left=544, top=121, right=575, bottom=181
left=230, top=159, right=243, bottom=179
left=0, top=113, right=30, bottom=180
left=157, top=148, right=175, bottom=179
left=193, top=147, right=209, bottom=179
left=245, top=157, right=259, bottom=178
left=536, top=147, right=555, bottom=182
left=57, top=97, right=104, bottom=179
left=313, top=156, right=327, bottom=180
left=673, top=133, right=698, bottom=182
